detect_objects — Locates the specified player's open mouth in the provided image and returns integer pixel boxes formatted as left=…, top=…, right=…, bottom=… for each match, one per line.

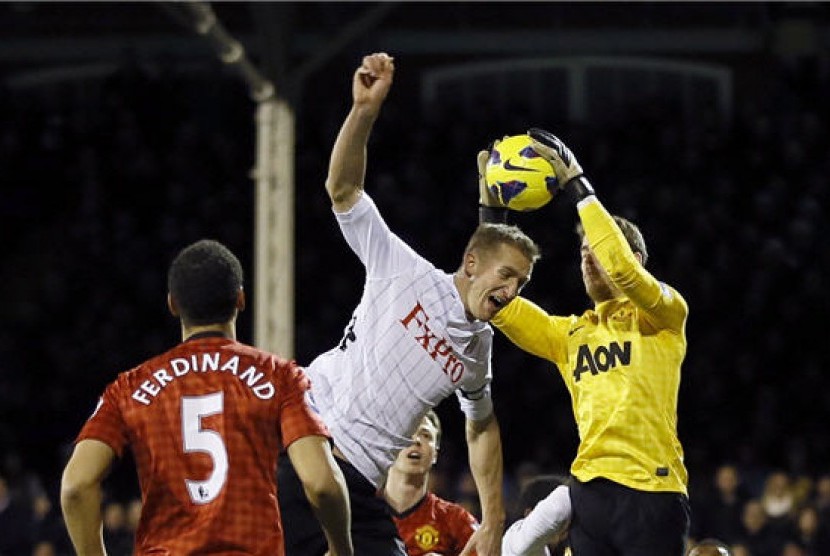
left=488, top=295, right=506, bottom=309
left=406, top=451, right=421, bottom=460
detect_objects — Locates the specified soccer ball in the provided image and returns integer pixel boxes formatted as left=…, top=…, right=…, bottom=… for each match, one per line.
left=485, top=134, right=557, bottom=211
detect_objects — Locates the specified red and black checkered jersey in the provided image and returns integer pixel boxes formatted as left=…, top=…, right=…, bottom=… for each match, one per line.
left=76, top=334, right=329, bottom=555
left=392, top=492, right=479, bottom=556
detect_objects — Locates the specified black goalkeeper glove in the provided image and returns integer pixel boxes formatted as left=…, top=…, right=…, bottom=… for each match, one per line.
left=527, top=128, right=595, bottom=203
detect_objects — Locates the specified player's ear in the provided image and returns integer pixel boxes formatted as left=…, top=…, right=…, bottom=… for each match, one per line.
left=464, top=252, right=477, bottom=278
left=167, top=293, right=179, bottom=317
left=236, top=288, right=246, bottom=313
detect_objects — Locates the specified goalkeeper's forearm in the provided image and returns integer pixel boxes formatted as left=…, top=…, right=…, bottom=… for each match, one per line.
left=478, top=204, right=508, bottom=224
left=561, top=175, right=595, bottom=205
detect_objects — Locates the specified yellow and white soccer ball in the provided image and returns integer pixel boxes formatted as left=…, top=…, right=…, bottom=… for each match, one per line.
left=485, top=134, right=556, bottom=211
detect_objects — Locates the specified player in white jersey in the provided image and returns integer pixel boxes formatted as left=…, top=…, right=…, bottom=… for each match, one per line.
left=502, top=475, right=572, bottom=556
left=278, top=52, right=540, bottom=556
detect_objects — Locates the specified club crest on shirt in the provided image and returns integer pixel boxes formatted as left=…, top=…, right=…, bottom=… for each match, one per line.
left=414, top=524, right=441, bottom=551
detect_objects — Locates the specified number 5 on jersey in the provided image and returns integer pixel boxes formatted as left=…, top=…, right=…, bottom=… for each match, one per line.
left=182, top=392, right=228, bottom=504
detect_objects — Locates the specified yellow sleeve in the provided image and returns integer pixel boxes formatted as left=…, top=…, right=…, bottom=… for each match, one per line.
left=492, top=296, right=572, bottom=366
left=578, top=198, right=687, bottom=333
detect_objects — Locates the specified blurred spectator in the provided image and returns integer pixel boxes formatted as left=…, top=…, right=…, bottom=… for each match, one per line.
left=0, top=472, right=33, bottom=555
left=780, top=541, right=806, bottom=556
left=30, top=492, right=70, bottom=554
left=691, top=464, right=750, bottom=544
left=125, top=497, right=142, bottom=539
left=793, top=505, right=830, bottom=556
left=814, top=474, right=830, bottom=522
left=102, top=501, right=134, bottom=556
left=736, top=499, right=788, bottom=556
left=31, top=540, right=56, bottom=556
left=761, top=471, right=796, bottom=522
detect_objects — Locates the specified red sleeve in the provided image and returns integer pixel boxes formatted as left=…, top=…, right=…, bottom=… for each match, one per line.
left=445, top=501, right=478, bottom=553
left=75, top=378, right=130, bottom=457
left=278, top=360, right=330, bottom=447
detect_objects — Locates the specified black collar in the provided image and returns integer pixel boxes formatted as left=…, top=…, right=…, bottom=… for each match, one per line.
left=184, top=331, right=229, bottom=342
left=389, top=493, right=428, bottom=519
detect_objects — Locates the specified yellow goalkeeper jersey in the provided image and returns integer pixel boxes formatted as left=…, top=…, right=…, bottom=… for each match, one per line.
left=493, top=198, right=688, bottom=495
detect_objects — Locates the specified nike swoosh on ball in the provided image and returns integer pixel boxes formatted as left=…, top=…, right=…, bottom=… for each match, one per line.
left=503, top=158, right=542, bottom=172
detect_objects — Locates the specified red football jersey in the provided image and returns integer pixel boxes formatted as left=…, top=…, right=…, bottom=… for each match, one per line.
left=392, top=492, right=479, bottom=556
left=76, top=335, right=329, bottom=555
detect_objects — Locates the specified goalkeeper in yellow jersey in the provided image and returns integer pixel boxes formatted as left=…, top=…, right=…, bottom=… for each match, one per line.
left=479, top=129, right=690, bottom=555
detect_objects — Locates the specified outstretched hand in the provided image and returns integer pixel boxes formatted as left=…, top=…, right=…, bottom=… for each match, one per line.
left=353, top=52, right=394, bottom=112
left=527, top=128, right=584, bottom=189
left=477, top=147, right=503, bottom=208
left=459, top=520, right=503, bottom=556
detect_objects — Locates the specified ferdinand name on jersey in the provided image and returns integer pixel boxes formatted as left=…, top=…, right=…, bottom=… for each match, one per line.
left=131, top=352, right=275, bottom=405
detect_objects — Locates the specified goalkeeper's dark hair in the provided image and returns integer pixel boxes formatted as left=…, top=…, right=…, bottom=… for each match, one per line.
left=518, top=474, right=570, bottom=513
left=168, top=239, right=244, bottom=326
left=577, top=215, right=648, bottom=266
left=464, top=223, right=541, bottom=264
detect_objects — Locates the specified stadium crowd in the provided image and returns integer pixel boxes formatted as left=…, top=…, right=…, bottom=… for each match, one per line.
left=0, top=39, right=828, bottom=555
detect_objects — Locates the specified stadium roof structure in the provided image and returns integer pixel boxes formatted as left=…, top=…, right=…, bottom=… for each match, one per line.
left=1, top=2, right=826, bottom=72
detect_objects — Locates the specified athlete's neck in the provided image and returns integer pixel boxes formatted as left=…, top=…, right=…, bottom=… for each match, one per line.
left=452, top=271, right=475, bottom=322
left=181, top=322, right=235, bottom=342
left=384, top=470, right=429, bottom=514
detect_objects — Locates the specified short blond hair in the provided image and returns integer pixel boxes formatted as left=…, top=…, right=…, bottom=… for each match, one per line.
left=463, top=223, right=540, bottom=264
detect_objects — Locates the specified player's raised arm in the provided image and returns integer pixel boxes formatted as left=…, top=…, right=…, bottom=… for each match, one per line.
left=326, top=52, right=394, bottom=213
left=528, top=127, right=685, bottom=327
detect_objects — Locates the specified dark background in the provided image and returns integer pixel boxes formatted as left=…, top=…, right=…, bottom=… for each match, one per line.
left=0, top=0, right=828, bottom=546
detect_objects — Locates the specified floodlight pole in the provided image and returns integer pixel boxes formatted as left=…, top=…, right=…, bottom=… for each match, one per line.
left=166, top=1, right=293, bottom=357
left=164, top=1, right=399, bottom=359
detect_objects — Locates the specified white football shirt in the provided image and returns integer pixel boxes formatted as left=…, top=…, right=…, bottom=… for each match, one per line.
left=305, top=193, right=494, bottom=488
left=502, top=485, right=571, bottom=556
